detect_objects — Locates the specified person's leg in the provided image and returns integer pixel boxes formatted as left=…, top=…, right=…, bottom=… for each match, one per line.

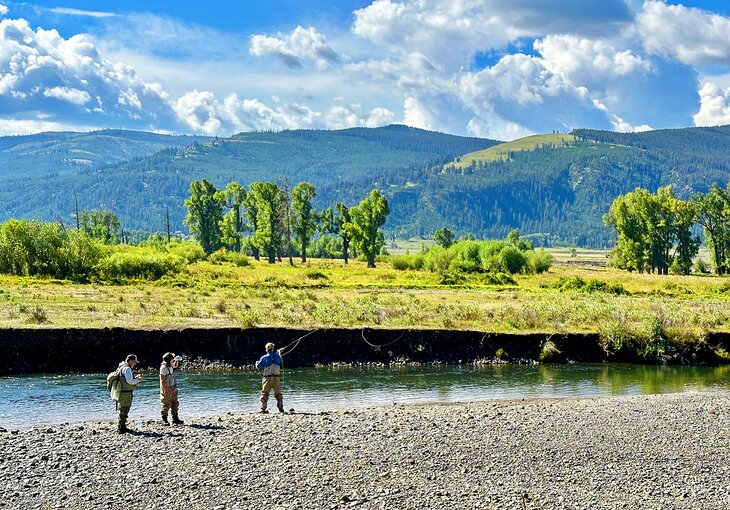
left=272, top=378, right=284, bottom=413
left=171, top=390, right=183, bottom=424
left=260, top=377, right=272, bottom=412
left=160, top=394, right=171, bottom=425
left=118, top=405, right=130, bottom=433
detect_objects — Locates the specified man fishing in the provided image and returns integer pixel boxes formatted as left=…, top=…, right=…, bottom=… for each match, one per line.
left=255, top=342, right=285, bottom=414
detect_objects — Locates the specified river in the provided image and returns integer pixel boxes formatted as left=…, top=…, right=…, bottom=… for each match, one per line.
left=1, top=363, right=728, bottom=430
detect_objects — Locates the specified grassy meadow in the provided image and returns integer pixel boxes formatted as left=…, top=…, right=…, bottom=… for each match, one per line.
left=2, top=251, right=730, bottom=361
left=451, top=133, right=578, bottom=168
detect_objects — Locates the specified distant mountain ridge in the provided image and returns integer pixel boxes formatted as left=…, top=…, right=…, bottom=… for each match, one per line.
left=0, top=125, right=498, bottom=234
left=0, top=129, right=212, bottom=180
left=2, top=124, right=730, bottom=247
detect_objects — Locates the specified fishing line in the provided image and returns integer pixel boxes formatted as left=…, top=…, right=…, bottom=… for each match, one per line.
left=360, top=328, right=406, bottom=351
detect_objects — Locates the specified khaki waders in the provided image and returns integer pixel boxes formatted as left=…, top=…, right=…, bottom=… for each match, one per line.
left=260, top=375, right=284, bottom=413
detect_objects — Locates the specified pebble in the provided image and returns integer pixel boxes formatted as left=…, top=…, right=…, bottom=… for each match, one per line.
left=0, top=393, right=728, bottom=509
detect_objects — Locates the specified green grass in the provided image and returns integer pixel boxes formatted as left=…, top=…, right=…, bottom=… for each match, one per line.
left=451, top=133, right=578, bottom=168
left=1, top=257, right=730, bottom=357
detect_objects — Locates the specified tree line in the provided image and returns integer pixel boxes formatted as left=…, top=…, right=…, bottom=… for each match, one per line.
left=184, top=179, right=390, bottom=268
left=604, top=183, right=730, bottom=275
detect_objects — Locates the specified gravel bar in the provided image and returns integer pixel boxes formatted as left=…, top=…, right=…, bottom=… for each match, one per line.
left=1, top=392, right=729, bottom=509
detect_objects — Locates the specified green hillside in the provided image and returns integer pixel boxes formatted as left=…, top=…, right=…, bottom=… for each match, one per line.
left=3, top=123, right=730, bottom=248
left=0, top=129, right=211, bottom=179
left=0, top=125, right=498, bottom=232
left=452, top=133, right=578, bottom=167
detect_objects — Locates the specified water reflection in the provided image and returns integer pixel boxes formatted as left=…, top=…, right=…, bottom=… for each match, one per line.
left=0, top=364, right=728, bottom=429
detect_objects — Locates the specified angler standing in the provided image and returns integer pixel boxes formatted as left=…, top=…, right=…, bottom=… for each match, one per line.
left=255, top=342, right=285, bottom=413
left=160, top=353, right=184, bottom=425
left=117, top=354, right=143, bottom=434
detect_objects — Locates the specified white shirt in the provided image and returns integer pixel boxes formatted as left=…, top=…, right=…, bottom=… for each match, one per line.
left=120, top=365, right=139, bottom=385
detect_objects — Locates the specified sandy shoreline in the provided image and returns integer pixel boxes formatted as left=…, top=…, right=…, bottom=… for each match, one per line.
left=1, top=392, right=729, bottom=509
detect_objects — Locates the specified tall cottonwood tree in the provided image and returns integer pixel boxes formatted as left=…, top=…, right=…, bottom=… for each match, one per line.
left=249, top=182, right=283, bottom=263
left=691, top=184, right=730, bottom=274
left=291, top=182, right=317, bottom=263
left=184, top=179, right=224, bottom=254
left=219, top=182, right=247, bottom=252
left=80, top=209, right=121, bottom=245
left=604, top=186, right=698, bottom=274
left=244, top=191, right=261, bottom=260
left=345, top=189, right=390, bottom=268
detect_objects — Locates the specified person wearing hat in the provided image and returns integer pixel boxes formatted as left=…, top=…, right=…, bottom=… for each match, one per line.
left=160, top=353, right=184, bottom=425
left=255, top=342, right=285, bottom=413
left=117, top=354, right=143, bottom=434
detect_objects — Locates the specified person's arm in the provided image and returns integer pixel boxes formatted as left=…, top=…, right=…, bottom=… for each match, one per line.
left=160, top=366, right=169, bottom=393
left=255, top=355, right=269, bottom=370
left=122, top=366, right=139, bottom=385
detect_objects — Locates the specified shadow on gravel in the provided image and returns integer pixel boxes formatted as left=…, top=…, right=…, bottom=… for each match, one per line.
left=188, top=424, right=225, bottom=430
left=126, top=430, right=164, bottom=438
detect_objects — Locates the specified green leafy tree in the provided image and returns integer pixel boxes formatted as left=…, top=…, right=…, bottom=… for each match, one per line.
left=335, top=203, right=353, bottom=264
left=345, top=189, right=390, bottom=268
left=434, top=227, right=454, bottom=248
left=249, top=182, right=284, bottom=263
left=291, top=182, right=318, bottom=262
left=184, top=179, right=224, bottom=255
left=80, top=209, right=120, bottom=244
left=219, top=182, right=247, bottom=252
left=671, top=196, right=700, bottom=275
left=604, top=189, right=650, bottom=272
left=605, top=186, right=698, bottom=275
left=691, top=184, right=730, bottom=274
left=244, top=190, right=261, bottom=260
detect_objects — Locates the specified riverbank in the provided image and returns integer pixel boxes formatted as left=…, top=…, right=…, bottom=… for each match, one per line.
left=1, top=392, right=728, bottom=509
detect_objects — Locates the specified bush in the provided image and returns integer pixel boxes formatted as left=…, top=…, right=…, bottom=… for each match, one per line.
left=390, top=254, right=425, bottom=270
left=497, top=246, right=528, bottom=274
left=97, top=252, right=185, bottom=281
left=166, top=241, right=206, bottom=263
left=207, top=248, right=250, bottom=267
left=552, top=276, right=626, bottom=295
left=527, top=249, right=553, bottom=274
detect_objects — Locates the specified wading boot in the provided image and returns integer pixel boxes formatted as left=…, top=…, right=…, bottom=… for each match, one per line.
left=172, top=414, right=184, bottom=425
left=260, top=409, right=269, bottom=414
left=161, top=414, right=170, bottom=426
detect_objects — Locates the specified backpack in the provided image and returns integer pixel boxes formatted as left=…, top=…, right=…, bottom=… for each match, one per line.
left=107, top=366, right=123, bottom=400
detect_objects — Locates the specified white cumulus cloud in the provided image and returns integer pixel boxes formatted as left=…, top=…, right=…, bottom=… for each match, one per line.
left=0, top=17, right=175, bottom=129
left=638, top=0, right=730, bottom=66
left=694, top=82, right=730, bottom=126
left=250, top=26, right=340, bottom=70
left=43, top=86, right=92, bottom=105
left=0, top=4, right=8, bottom=17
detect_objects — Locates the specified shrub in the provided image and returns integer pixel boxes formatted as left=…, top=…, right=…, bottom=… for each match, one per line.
left=97, top=252, right=185, bottom=281
left=539, top=339, right=562, bottom=362
left=552, top=276, right=626, bottom=295
left=497, top=246, right=528, bottom=274
left=390, top=254, right=425, bottom=270
left=207, top=248, right=250, bottom=267
left=527, top=249, right=554, bottom=274
left=167, top=242, right=206, bottom=263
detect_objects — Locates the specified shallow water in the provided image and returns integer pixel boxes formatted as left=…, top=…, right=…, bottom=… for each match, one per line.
left=1, top=363, right=728, bottom=429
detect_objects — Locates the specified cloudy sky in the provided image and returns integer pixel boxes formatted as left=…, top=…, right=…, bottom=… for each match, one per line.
left=2, top=1, right=730, bottom=139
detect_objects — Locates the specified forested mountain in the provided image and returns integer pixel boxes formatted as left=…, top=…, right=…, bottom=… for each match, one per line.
left=0, top=125, right=498, bottom=234
left=3, top=124, right=730, bottom=247
left=0, top=129, right=211, bottom=179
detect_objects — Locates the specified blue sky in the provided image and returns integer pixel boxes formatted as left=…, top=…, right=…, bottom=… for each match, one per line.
left=2, top=1, right=730, bottom=139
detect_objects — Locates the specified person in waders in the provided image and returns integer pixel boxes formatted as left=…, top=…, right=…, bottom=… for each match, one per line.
left=117, top=354, right=143, bottom=434
left=160, top=353, right=184, bottom=426
left=255, top=342, right=285, bottom=413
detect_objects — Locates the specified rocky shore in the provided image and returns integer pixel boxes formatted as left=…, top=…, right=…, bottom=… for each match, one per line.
left=1, top=392, right=729, bottom=509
